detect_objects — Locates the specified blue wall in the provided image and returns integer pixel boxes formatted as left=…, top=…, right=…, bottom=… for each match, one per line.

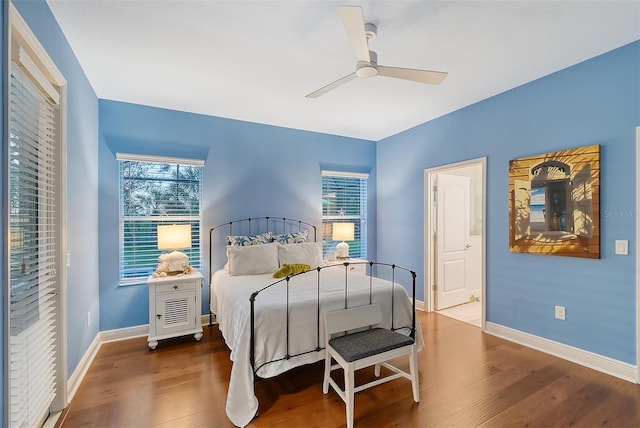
left=377, top=41, right=640, bottom=363
left=12, top=0, right=100, bottom=378
left=98, top=100, right=377, bottom=330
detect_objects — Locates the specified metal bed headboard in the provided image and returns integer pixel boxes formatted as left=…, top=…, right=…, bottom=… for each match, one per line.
left=208, top=216, right=317, bottom=324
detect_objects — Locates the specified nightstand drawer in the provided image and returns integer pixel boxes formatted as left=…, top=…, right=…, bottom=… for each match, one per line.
left=324, top=259, right=368, bottom=275
left=347, top=262, right=367, bottom=275
left=155, top=279, right=197, bottom=294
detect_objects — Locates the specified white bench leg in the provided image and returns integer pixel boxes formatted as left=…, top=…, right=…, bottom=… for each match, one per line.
left=410, top=346, right=420, bottom=402
left=345, top=366, right=355, bottom=428
left=323, top=353, right=332, bottom=394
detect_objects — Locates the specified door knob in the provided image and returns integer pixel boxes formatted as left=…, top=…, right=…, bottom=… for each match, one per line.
left=465, top=244, right=471, bottom=249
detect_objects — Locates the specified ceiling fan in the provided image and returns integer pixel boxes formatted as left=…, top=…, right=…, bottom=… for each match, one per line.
left=306, top=5, right=448, bottom=98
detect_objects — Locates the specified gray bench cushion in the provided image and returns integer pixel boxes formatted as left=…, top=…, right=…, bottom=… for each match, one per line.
left=329, top=328, right=415, bottom=362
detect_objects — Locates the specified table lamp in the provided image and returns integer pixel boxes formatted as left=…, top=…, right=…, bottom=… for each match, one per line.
left=157, top=224, right=191, bottom=274
left=333, top=222, right=354, bottom=260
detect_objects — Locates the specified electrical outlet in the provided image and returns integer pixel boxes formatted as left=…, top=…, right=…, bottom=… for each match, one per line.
left=555, top=305, right=566, bottom=320
left=87, top=311, right=91, bottom=326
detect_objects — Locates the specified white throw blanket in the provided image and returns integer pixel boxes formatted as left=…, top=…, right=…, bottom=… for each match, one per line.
left=211, top=267, right=423, bottom=427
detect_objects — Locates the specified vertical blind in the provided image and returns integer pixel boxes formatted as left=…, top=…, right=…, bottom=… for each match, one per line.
left=118, top=155, right=203, bottom=284
left=321, top=171, right=368, bottom=258
left=9, top=54, right=59, bottom=427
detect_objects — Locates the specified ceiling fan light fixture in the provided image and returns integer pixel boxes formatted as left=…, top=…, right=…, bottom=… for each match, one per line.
left=356, top=64, right=377, bottom=78
left=355, top=50, right=378, bottom=78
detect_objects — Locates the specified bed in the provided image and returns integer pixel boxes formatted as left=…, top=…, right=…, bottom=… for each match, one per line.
left=208, top=217, right=422, bottom=427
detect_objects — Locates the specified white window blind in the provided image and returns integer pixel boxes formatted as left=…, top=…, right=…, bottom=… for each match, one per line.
left=118, top=156, right=203, bottom=284
left=322, top=171, right=368, bottom=258
left=9, top=57, right=58, bottom=427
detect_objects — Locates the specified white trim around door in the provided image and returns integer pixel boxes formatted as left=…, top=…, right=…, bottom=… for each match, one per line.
left=424, top=157, right=487, bottom=330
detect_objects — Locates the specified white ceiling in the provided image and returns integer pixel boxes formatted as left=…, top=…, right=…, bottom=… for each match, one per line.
left=46, top=1, right=639, bottom=141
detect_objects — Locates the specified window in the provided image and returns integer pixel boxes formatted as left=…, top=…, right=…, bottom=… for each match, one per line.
left=322, top=171, right=368, bottom=259
left=118, top=154, right=203, bottom=284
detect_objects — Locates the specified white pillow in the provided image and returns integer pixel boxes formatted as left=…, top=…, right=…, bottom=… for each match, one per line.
left=278, top=242, right=323, bottom=269
left=227, top=242, right=280, bottom=276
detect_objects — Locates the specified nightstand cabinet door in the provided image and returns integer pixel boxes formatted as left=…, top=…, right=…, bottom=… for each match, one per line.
left=155, top=290, right=196, bottom=337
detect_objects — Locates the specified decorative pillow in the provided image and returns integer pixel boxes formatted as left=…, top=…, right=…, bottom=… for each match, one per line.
left=227, top=232, right=273, bottom=246
left=272, top=230, right=308, bottom=244
left=272, top=263, right=311, bottom=278
left=227, top=242, right=279, bottom=276
left=278, top=242, right=323, bottom=269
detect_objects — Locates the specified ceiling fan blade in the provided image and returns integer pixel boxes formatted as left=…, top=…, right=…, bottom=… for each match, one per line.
left=306, top=73, right=357, bottom=98
left=338, top=6, right=371, bottom=63
left=377, top=66, right=448, bottom=85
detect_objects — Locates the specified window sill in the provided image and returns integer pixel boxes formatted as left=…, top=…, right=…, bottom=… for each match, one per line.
left=118, top=278, right=148, bottom=287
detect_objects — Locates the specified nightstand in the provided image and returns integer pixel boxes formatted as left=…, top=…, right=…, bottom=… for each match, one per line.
left=324, top=258, right=369, bottom=275
left=147, top=270, right=203, bottom=350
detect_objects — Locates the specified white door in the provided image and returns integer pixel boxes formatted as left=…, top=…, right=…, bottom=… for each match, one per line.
left=436, top=173, right=471, bottom=310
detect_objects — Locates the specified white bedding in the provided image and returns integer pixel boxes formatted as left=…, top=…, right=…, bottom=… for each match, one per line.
left=210, top=266, right=423, bottom=427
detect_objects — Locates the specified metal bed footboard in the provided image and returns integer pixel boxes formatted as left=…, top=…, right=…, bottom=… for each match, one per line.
left=248, top=261, right=416, bottom=377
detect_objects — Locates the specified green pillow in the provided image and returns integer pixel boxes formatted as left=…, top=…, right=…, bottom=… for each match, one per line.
left=273, top=263, right=311, bottom=278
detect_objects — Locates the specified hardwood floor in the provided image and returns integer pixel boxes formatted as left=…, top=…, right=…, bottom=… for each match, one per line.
left=58, top=311, right=640, bottom=427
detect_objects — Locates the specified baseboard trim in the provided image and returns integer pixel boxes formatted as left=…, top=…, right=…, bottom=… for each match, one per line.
left=415, top=299, right=426, bottom=311
left=66, top=333, right=101, bottom=403
left=100, top=315, right=216, bottom=344
left=100, top=324, right=149, bottom=343
left=203, top=313, right=216, bottom=325
left=485, top=321, right=637, bottom=383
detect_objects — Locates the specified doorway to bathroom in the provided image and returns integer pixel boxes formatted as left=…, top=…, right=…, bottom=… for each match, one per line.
left=424, top=158, right=486, bottom=328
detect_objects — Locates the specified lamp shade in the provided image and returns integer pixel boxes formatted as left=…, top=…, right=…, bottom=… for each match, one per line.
left=332, top=222, right=354, bottom=241
left=157, top=224, right=192, bottom=250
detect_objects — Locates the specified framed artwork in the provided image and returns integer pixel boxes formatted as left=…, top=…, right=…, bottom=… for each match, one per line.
left=509, top=144, right=600, bottom=258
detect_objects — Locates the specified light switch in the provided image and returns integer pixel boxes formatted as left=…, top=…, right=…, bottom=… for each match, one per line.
left=615, top=240, right=628, bottom=255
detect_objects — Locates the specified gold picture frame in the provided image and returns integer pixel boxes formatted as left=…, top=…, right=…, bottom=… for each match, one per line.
left=509, top=144, right=600, bottom=258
